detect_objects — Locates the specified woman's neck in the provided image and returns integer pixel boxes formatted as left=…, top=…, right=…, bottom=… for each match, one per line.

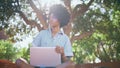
left=51, top=26, right=60, bottom=37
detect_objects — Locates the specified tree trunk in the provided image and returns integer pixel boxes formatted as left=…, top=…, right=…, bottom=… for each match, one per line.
left=0, top=30, right=8, bottom=40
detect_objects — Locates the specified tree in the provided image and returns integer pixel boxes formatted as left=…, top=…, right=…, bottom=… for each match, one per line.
left=0, top=0, right=20, bottom=40
left=0, top=0, right=20, bottom=29
left=0, top=0, right=94, bottom=42
left=0, top=0, right=120, bottom=63
left=72, top=0, right=120, bottom=63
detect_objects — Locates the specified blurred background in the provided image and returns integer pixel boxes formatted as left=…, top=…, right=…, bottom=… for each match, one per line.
left=0, top=0, right=120, bottom=64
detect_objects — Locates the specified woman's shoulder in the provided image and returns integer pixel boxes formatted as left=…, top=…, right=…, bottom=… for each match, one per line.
left=62, top=33, right=70, bottom=40
left=37, top=29, right=49, bottom=36
left=39, top=29, right=49, bottom=33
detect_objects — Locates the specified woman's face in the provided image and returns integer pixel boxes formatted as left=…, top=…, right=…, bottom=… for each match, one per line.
left=49, top=14, right=60, bottom=28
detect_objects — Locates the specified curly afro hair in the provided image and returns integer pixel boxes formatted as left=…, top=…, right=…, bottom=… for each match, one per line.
left=49, top=4, right=70, bottom=27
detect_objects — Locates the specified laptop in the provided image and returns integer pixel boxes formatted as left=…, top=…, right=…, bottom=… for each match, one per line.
left=30, top=47, right=61, bottom=67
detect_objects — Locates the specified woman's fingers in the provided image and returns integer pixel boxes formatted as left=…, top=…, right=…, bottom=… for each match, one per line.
left=60, top=47, right=64, bottom=54
left=55, top=46, right=60, bottom=53
left=55, top=46, right=64, bottom=54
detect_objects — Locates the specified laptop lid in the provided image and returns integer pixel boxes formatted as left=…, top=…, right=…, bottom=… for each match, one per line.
left=30, top=47, right=61, bottom=67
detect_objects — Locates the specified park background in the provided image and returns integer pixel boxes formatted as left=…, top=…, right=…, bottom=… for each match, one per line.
left=0, top=0, right=120, bottom=66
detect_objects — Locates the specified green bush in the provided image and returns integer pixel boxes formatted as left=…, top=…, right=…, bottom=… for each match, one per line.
left=19, top=44, right=30, bottom=63
left=0, top=40, right=18, bottom=61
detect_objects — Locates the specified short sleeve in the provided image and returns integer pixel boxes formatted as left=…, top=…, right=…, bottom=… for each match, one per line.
left=64, top=36, right=73, bottom=57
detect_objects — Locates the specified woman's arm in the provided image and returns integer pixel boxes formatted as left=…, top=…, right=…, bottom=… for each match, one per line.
left=55, top=46, right=72, bottom=62
left=61, top=53, right=72, bottom=62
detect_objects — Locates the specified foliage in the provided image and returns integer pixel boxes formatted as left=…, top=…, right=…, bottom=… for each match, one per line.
left=0, top=0, right=34, bottom=42
left=0, top=40, right=31, bottom=62
left=72, top=1, right=120, bottom=63
left=72, top=38, right=96, bottom=64
left=0, top=0, right=120, bottom=64
left=0, top=0, right=20, bottom=30
left=18, top=44, right=31, bottom=62
left=73, top=26, right=120, bottom=63
left=0, top=40, right=18, bottom=61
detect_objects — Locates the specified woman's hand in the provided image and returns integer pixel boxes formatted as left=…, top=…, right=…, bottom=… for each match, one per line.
left=55, top=46, right=69, bottom=62
left=55, top=46, right=65, bottom=56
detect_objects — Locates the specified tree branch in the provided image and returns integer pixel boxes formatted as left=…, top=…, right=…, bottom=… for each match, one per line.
left=100, top=42, right=111, bottom=62
left=72, top=0, right=94, bottom=20
left=0, top=30, right=8, bottom=40
left=63, top=0, right=72, bottom=13
left=63, top=0, right=72, bottom=37
left=71, top=31, right=93, bottom=43
left=18, top=11, right=42, bottom=31
left=28, top=0, right=47, bottom=29
left=63, top=23, right=72, bottom=37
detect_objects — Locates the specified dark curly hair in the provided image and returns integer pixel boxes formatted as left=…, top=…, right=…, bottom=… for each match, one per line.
left=49, top=4, right=70, bottom=27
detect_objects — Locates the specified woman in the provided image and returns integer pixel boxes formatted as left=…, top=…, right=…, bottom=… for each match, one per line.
left=32, top=4, right=73, bottom=63
left=16, top=4, right=74, bottom=68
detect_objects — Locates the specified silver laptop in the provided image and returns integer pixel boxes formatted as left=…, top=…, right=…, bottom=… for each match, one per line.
left=30, top=47, right=61, bottom=67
